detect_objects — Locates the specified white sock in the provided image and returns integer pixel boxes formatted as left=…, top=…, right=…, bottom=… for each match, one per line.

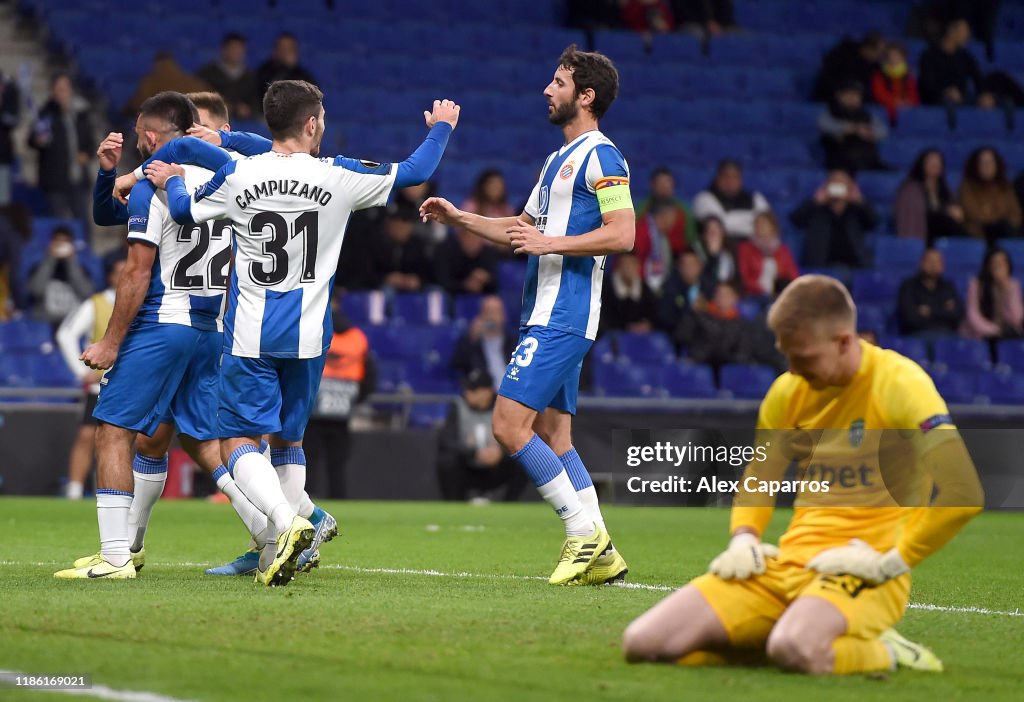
left=66, top=481, right=84, bottom=499
left=212, top=465, right=268, bottom=540
left=127, top=454, right=167, bottom=552
left=271, top=447, right=315, bottom=519
left=230, top=447, right=294, bottom=534
left=96, top=490, right=133, bottom=567
left=577, top=486, right=606, bottom=530
left=537, top=472, right=593, bottom=537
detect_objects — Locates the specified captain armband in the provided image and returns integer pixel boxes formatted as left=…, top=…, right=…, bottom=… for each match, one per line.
left=595, top=176, right=632, bottom=214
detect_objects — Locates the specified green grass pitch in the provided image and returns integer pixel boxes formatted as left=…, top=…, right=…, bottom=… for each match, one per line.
left=1, top=498, right=1021, bottom=701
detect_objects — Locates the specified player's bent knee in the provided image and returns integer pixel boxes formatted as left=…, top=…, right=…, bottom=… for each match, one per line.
left=766, top=630, right=831, bottom=674
left=621, top=619, right=661, bottom=663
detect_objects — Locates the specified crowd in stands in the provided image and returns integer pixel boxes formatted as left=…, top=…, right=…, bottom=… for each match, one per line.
left=5, top=0, right=1024, bottom=411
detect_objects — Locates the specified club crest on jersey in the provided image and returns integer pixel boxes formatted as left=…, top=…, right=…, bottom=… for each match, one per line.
left=560, top=163, right=574, bottom=180
left=848, top=418, right=865, bottom=448
left=538, top=185, right=549, bottom=212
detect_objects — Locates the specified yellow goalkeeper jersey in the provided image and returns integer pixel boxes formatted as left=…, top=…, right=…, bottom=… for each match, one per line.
left=732, top=340, right=974, bottom=566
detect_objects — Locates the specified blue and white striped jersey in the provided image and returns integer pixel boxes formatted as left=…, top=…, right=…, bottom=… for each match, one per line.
left=127, top=164, right=232, bottom=332
left=521, top=130, right=630, bottom=340
left=180, top=152, right=398, bottom=359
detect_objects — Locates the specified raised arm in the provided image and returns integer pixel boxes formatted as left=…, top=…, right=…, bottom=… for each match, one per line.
left=420, top=197, right=525, bottom=247
left=93, top=132, right=128, bottom=225
left=145, top=159, right=235, bottom=225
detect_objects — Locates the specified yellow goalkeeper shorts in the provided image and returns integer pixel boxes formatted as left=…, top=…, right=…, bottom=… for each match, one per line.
left=690, top=559, right=910, bottom=648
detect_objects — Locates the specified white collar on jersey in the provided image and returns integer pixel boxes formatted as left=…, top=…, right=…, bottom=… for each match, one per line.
left=560, top=129, right=601, bottom=154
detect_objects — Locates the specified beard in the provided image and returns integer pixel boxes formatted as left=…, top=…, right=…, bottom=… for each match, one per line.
left=547, top=100, right=578, bottom=126
left=137, top=140, right=153, bottom=159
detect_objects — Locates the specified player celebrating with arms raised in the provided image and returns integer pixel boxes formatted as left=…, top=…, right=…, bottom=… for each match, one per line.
left=623, top=275, right=984, bottom=674
left=146, top=81, right=459, bottom=586
left=421, top=46, right=634, bottom=585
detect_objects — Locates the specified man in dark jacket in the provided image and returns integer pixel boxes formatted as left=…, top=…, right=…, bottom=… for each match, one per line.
left=437, top=368, right=526, bottom=502
left=790, top=171, right=878, bottom=268
left=27, top=74, right=92, bottom=219
left=0, top=72, right=20, bottom=207
left=256, top=34, right=318, bottom=104
left=196, top=33, right=260, bottom=120
left=897, top=247, right=963, bottom=340
left=451, top=295, right=517, bottom=388
left=812, top=31, right=886, bottom=102
left=366, top=203, right=434, bottom=291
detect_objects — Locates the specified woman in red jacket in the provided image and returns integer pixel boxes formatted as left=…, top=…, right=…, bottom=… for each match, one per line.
left=872, top=42, right=920, bottom=125
left=737, top=212, right=799, bottom=297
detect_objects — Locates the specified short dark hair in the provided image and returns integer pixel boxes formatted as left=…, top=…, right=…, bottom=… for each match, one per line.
left=649, top=196, right=677, bottom=217
left=557, top=45, right=619, bottom=119
left=138, top=91, right=198, bottom=135
left=221, top=32, right=246, bottom=46
left=187, top=91, right=230, bottom=126
left=50, top=226, right=73, bottom=240
left=650, top=166, right=674, bottom=181
left=275, top=32, right=297, bottom=45
left=263, top=80, right=323, bottom=140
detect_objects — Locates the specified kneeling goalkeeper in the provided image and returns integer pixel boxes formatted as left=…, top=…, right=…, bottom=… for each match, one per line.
left=623, top=275, right=984, bottom=675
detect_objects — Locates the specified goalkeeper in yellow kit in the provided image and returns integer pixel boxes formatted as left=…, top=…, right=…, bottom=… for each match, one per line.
left=623, top=275, right=984, bottom=675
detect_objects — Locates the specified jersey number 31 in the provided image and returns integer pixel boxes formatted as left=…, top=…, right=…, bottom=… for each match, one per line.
left=250, top=210, right=319, bottom=286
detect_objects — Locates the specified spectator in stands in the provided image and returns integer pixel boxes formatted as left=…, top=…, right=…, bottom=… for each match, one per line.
left=621, top=0, right=676, bottom=33
left=697, top=215, right=738, bottom=296
left=451, top=295, right=517, bottom=390
left=366, top=203, right=433, bottom=292
left=737, top=212, right=799, bottom=297
left=0, top=206, right=25, bottom=319
left=0, top=72, right=19, bottom=207
left=871, top=43, right=920, bottom=125
left=812, top=31, right=886, bottom=102
left=567, top=0, right=625, bottom=30
left=396, top=181, right=446, bottom=244
left=958, top=146, right=1022, bottom=241
left=636, top=167, right=698, bottom=250
left=28, top=74, right=92, bottom=220
left=437, top=368, right=526, bottom=503
left=27, top=226, right=95, bottom=327
left=462, top=169, right=516, bottom=255
left=601, top=252, right=659, bottom=333
left=256, top=33, right=317, bottom=104
left=676, top=281, right=752, bottom=368
left=124, top=52, right=210, bottom=116
left=897, top=247, right=964, bottom=341
left=672, top=0, right=736, bottom=37
left=436, top=227, right=500, bottom=296
left=56, top=257, right=124, bottom=499
left=962, top=248, right=1023, bottom=340
left=818, top=80, right=889, bottom=173
left=693, top=159, right=771, bottom=241
left=305, top=297, right=376, bottom=499
left=894, top=148, right=967, bottom=242
left=657, top=249, right=706, bottom=333
left=791, top=170, right=878, bottom=268
left=917, top=18, right=1020, bottom=113
left=197, top=33, right=260, bottom=120
left=633, top=197, right=683, bottom=292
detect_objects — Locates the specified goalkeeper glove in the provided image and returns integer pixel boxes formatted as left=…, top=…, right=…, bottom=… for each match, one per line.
left=807, top=539, right=911, bottom=585
left=708, top=532, right=780, bottom=580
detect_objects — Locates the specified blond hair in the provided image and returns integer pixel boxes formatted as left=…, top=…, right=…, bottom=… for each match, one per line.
left=185, top=91, right=229, bottom=126
left=767, top=275, right=856, bottom=337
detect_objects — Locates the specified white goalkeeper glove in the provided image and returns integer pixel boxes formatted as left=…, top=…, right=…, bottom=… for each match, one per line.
left=807, top=539, right=911, bottom=585
left=708, top=532, right=780, bottom=580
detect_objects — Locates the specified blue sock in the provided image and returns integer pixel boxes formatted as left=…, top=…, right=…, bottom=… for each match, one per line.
left=132, top=454, right=168, bottom=475
left=511, top=434, right=565, bottom=487
left=558, top=448, right=593, bottom=491
left=309, top=505, right=325, bottom=525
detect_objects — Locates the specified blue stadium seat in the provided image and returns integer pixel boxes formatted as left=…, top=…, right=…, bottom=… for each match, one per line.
left=0, top=319, right=52, bottom=352
left=719, top=364, right=779, bottom=399
left=857, top=303, right=891, bottom=336
left=408, top=403, right=452, bottom=429
left=658, top=363, right=717, bottom=399
left=879, top=336, right=930, bottom=366
left=391, top=292, right=450, bottom=326
left=857, top=172, right=903, bottom=204
left=452, top=295, right=484, bottom=326
left=374, top=359, right=407, bottom=393
left=933, top=238, right=986, bottom=275
left=497, top=260, right=527, bottom=293
left=615, top=331, right=676, bottom=365
left=955, top=109, right=1010, bottom=138
left=996, top=239, right=1024, bottom=268
left=592, top=30, right=651, bottom=61
left=30, top=351, right=77, bottom=387
left=852, top=270, right=901, bottom=305
left=896, top=107, right=950, bottom=135
left=873, top=237, right=925, bottom=271
left=341, top=291, right=388, bottom=327
left=592, top=360, right=659, bottom=398
left=651, top=34, right=703, bottom=62
left=933, top=337, right=991, bottom=371
left=976, top=370, right=1024, bottom=405
left=929, top=368, right=978, bottom=404
left=996, top=339, right=1024, bottom=370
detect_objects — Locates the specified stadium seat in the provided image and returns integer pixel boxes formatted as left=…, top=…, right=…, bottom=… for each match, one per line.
left=873, top=237, right=925, bottom=270
left=852, top=270, right=901, bottom=305
left=933, top=238, right=986, bottom=275
left=615, top=332, right=676, bottom=365
left=658, top=363, right=717, bottom=399
left=929, top=367, right=978, bottom=404
left=996, top=339, right=1024, bottom=370
left=452, top=295, right=484, bottom=326
left=719, top=364, right=779, bottom=399
left=591, top=360, right=659, bottom=398
left=976, top=370, right=1024, bottom=405
left=497, top=260, right=527, bottom=293
left=955, top=109, right=1010, bottom=138
left=996, top=239, right=1024, bottom=268
left=0, top=319, right=53, bottom=352
left=896, top=107, right=951, bottom=135
left=932, top=337, right=991, bottom=371
left=408, top=403, right=452, bottom=429
left=341, top=291, right=388, bottom=327
left=879, top=336, right=930, bottom=366
left=391, top=292, right=450, bottom=326
left=857, top=303, right=891, bottom=336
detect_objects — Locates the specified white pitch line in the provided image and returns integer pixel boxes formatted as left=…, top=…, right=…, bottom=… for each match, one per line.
left=0, top=670, right=195, bottom=702
left=5, top=560, right=1020, bottom=618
